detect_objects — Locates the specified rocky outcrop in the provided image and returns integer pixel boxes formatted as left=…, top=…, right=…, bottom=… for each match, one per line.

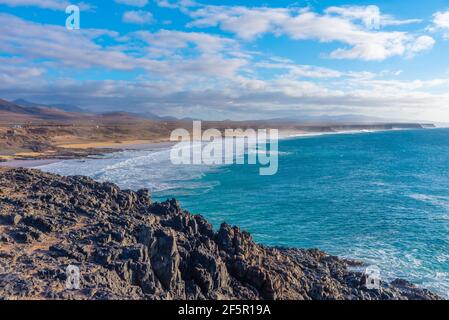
left=0, top=168, right=441, bottom=300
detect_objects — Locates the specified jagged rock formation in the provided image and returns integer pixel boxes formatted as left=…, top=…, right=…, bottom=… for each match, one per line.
left=0, top=168, right=441, bottom=300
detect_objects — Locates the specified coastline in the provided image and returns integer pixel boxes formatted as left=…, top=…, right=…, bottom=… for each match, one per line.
left=1, top=128, right=447, bottom=299
left=0, top=167, right=442, bottom=300
left=55, top=139, right=172, bottom=150
left=282, top=126, right=437, bottom=139
left=1, top=126, right=434, bottom=168
left=1, top=140, right=176, bottom=168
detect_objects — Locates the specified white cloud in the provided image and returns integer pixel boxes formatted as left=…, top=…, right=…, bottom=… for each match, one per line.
left=155, top=0, right=197, bottom=9
left=407, top=35, right=435, bottom=57
left=428, top=10, right=449, bottom=39
left=188, top=6, right=290, bottom=40
left=0, top=14, right=137, bottom=70
left=136, top=29, right=238, bottom=54
left=0, top=57, right=46, bottom=87
left=135, top=30, right=247, bottom=79
left=114, top=0, right=148, bottom=7
left=0, top=13, right=247, bottom=81
left=0, top=0, right=66, bottom=9
left=123, top=10, right=154, bottom=24
left=3, top=61, right=449, bottom=121
left=256, top=61, right=343, bottom=79
left=432, top=10, right=449, bottom=29
left=0, top=0, right=92, bottom=10
left=186, top=5, right=433, bottom=61
left=5, top=73, right=448, bottom=121
left=325, top=5, right=422, bottom=28
left=0, top=10, right=447, bottom=122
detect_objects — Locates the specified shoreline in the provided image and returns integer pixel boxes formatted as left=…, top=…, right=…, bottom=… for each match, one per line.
left=0, top=167, right=442, bottom=300
left=55, top=139, right=172, bottom=150
left=0, top=127, right=435, bottom=168
left=1, top=129, right=446, bottom=299
left=1, top=140, right=176, bottom=168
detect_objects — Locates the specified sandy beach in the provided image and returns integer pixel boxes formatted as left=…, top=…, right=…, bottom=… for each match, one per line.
left=0, top=124, right=432, bottom=168
left=0, top=158, right=63, bottom=168
left=55, top=139, right=168, bottom=150
left=1, top=140, right=176, bottom=168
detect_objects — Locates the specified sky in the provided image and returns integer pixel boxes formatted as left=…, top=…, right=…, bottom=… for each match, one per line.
left=1, top=0, right=449, bottom=121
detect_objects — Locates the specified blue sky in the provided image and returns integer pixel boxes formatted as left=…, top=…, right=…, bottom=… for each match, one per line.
left=1, top=0, right=449, bottom=121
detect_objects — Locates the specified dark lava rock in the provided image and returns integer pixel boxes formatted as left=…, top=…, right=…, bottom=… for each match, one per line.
left=0, top=167, right=442, bottom=300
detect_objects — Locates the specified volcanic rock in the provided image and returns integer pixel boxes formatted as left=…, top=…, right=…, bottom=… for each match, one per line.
left=0, top=167, right=441, bottom=300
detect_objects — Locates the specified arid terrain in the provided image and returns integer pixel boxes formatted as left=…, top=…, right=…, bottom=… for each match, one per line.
left=0, top=98, right=435, bottom=162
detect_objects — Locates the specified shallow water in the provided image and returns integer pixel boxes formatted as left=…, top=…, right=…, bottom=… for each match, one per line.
left=39, top=128, right=449, bottom=297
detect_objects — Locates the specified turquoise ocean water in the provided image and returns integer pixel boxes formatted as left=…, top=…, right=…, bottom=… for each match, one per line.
left=39, top=128, right=449, bottom=296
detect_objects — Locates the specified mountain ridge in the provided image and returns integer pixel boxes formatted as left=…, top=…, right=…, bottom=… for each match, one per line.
left=13, top=99, right=89, bottom=114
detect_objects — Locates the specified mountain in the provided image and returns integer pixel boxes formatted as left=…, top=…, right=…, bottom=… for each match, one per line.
left=12, top=99, right=179, bottom=121
left=138, top=112, right=178, bottom=121
left=266, top=114, right=397, bottom=124
left=0, top=99, right=35, bottom=115
left=0, top=99, right=148, bottom=124
left=110, top=110, right=179, bottom=121
left=13, top=99, right=88, bottom=114
left=98, top=111, right=149, bottom=122
left=0, top=98, right=83, bottom=123
left=1, top=98, right=437, bottom=127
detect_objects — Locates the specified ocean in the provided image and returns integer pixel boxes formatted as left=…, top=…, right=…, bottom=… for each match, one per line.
left=39, top=128, right=449, bottom=297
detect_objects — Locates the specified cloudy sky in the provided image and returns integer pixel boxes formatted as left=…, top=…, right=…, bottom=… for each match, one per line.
left=1, top=0, right=449, bottom=121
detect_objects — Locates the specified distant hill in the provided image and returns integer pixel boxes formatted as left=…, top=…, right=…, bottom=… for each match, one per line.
left=139, top=112, right=179, bottom=121
left=98, top=110, right=178, bottom=121
left=0, top=99, right=80, bottom=123
left=0, top=98, right=437, bottom=128
left=13, top=99, right=89, bottom=114
left=0, top=99, right=148, bottom=124
left=265, top=114, right=400, bottom=124
left=0, top=99, right=35, bottom=115
left=11, top=99, right=178, bottom=121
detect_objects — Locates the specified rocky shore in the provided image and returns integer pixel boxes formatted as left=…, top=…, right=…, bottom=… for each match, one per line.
left=0, top=168, right=441, bottom=300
